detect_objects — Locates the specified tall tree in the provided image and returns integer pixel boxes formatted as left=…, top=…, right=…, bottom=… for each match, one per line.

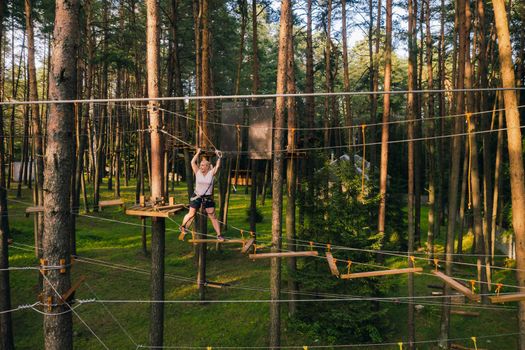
left=42, top=0, right=80, bottom=348
left=270, top=0, right=291, bottom=346
left=25, top=0, right=45, bottom=260
left=439, top=0, right=467, bottom=344
left=146, top=0, right=166, bottom=346
left=407, top=0, right=417, bottom=346
left=285, top=7, right=297, bottom=315
left=341, top=0, right=352, bottom=149
left=377, top=0, right=392, bottom=249
left=0, top=2, right=14, bottom=346
left=492, top=0, right=525, bottom=346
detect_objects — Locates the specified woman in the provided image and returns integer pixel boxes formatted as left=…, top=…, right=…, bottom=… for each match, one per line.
left=180, top=148, right=224, bottom=240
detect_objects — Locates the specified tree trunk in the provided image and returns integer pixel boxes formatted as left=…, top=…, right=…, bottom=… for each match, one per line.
left=285, top=13, right=297, bottom=316
left=0, top=4, right=14, bottom=343
left=25, top=0, right=45, bottom=259
left=439, top=0, right=466, bottom=344
left=377, top=0, right=392, bottom=251
left=341, top=0, right=352, bottom=150
left=270, top=0, right=291, bottom=346
left=491, top=105, right=504, bottom=262
left=323, top=0, right=332, bottom=149
left=43, top=0, right=80, bottom=348
left=407, top=0, right=417, bottom=346
left=146, top=0, right=166, bottom=346
left=492, top=0, right=525, bottom=345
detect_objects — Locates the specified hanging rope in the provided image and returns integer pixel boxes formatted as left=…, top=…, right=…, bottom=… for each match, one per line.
left=360, top=124, right=366, bottom=199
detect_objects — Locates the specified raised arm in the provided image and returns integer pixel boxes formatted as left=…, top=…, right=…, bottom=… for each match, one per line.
left=212, top=150, right=222, bottom=176
left=191, top=148, right=201, bottom=174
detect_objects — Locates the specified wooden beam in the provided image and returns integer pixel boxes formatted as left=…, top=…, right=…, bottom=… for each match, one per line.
left=60, top=275, right=86, bottom=304
left=489, top=292, right=525, bottom=304
left=188, top=239, right=244, bottom=244
left=325, top=252, right=340, bottom=276
left=126, top=208, right=170, bottom=218
left=450, top=310, right=480, bottom=317
left=204, top=281, right=231, bottom=288
left=155, top=203, right=185, bottom=211
left=340, top=267, right=422, bottom=279
left=241, top=237, right=255, bottom=254
left=25, top=206, right=44, bottom=217
left=451, top=344, right=487, bottom=350
left=432, top=271, right=481, bottom=302
left=249, top=251, right=319, bottom=259
left=98, top=199, right=125, bottom=210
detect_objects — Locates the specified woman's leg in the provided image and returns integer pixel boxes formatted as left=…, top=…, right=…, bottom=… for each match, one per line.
left=205, top=207, right=222, bottom=237
left=181, top=207, right=197, bottom=231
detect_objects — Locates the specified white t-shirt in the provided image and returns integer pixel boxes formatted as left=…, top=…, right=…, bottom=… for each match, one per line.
left=195, top=170, right=214, bottom=196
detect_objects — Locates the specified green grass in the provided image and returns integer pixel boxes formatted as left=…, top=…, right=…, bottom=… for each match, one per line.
left=5, top=180, right=520, bottom=349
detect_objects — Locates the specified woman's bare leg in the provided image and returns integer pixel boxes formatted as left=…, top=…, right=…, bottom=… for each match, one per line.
left=206, top=207, right=222, bottom=237
left=181, top=207, right=197, bottom=231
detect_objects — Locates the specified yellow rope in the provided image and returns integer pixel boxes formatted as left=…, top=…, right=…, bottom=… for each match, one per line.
left=361, top=125, right=366, bottom=198
left=471, top=337, right=478, bottom=350
left=466, top=112, right=472, bottom=209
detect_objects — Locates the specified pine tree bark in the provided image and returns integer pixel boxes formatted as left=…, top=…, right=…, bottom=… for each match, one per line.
left=341, top=0, right=352, bottom=150
left=407, top=0, right=417, bottom=346
left=146, top=0, right=166, bottom=346
left=425, top=0, right=436, bottom=261
left=270, top=0, right=291, bottom=346
left=439, top=0, right=467, bottom=344
left=285, top=13, right=297, bottom=315
left=0, top=3, right=14, bottom=343
left=25, top=0, right=45, bottom=259
left=377, top=0, right=392, bottom=248
left=43, top=0, right=80, bottom=348
left=491, top=0, right=525, bottom=346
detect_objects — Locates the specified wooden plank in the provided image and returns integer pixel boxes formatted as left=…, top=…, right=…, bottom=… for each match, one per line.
left=126, top=208, right=169, bottom=218
left=155, top=204, right=185, bottom=210
left=60, top=275, right=86, bottom=304
left=450, top=310, right=480, bottom=317
left=325, top=252, right=340, bottom=276
left=188, top=239, right=244, bottom=244
left=99, top=199, right=124, bottom=208
left=25, top=206, right=44, bottom=217
left=204, top=281, right=231, bottom=289
left=432, top=271, right=481, bottom=302
left=340, top=267, right=422, bottom=279
left=241, top=237, right=255, bottom=254
left=489, top=292, right=525, bottom=304
left=249, top=251, right=319, bottom=259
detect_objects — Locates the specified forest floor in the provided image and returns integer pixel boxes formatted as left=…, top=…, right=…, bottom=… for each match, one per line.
left=5, top=180, right=519, bottom=349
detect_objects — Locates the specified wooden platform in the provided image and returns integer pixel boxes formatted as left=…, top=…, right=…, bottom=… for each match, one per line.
left=98, top=199, right=125, bottom=210
left=126, top=203, right=186, bottom=218
left=340, top=267, right=422, bottom=279
left=432, top=271, right=481, bottom=302
left=25, top=206, right=44, bottom=217
left=489, top=292, right=525, bottom=304
left=249, top=251, right=318, bottom=259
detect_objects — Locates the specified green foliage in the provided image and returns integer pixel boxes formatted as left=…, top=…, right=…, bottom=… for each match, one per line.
left=294, top=159, right=405, bottom=344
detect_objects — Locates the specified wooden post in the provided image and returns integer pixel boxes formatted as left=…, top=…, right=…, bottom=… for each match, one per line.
left=146, top=0, right=166, bottom=346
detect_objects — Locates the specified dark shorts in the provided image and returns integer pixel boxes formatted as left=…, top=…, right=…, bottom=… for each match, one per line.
left=189, top=195, right=215, bottom=209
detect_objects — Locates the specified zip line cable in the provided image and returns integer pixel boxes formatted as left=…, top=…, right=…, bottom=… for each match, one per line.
left=8, top=243, right=517, bottom=312
left=157, top=103, right=525, bottom=131
left=40, top=273, right=110, bottom=350
left=2, top=86, right=525, bottom=106
left=132, top=331, right=524, bottom=349
left=5, top=195, right=523, bottom=279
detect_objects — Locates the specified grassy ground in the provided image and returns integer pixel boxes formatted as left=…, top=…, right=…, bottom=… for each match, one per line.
left=5, top=180, right=520, bottom=349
